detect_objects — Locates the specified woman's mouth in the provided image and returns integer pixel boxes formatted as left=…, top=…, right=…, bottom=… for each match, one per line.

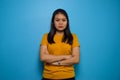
left=58, top=26, right=63, bottom=28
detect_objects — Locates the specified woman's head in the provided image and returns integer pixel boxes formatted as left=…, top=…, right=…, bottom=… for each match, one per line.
left=51, top=9, right=69, bottom=32
left=48, top=9, right=73, bottom=44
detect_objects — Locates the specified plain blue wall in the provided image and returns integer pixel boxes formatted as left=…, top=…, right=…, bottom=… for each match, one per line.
left=0, top=0, right=120, bottom=80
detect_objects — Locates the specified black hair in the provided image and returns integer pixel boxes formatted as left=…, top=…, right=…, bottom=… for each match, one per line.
left=48, top=8, right=73, bottom=45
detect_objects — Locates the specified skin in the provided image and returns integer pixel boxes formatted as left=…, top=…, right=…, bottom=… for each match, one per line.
left=54, top=13, right=67, bottom=33
left=40, top=13, right=80, bottom=66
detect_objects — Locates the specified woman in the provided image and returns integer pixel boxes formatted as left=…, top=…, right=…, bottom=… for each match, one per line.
left=40, top=9, right=80, bottom=80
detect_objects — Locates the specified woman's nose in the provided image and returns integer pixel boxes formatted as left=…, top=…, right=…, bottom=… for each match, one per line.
left=59, top=20, right=63, bottom=25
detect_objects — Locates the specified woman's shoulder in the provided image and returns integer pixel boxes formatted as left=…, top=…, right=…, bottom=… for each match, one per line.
left=71, top=33, right=78, bottom=37
left=43, top=33, right=48, bottom=36
left=41, top=33, right=48, bottom=39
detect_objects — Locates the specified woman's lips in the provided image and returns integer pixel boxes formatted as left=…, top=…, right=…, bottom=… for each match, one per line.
left=58, top=26, right=63, bottom=28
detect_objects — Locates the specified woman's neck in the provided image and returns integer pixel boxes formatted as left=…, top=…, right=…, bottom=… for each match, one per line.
left=55, top=31, right=64, bottom=36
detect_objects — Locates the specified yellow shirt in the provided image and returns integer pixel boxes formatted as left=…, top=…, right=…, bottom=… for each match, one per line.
left=40, top=33, right=80, bottom=79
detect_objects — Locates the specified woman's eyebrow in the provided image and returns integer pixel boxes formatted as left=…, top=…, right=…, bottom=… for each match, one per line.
left=55, top=17, right=67, bottom=19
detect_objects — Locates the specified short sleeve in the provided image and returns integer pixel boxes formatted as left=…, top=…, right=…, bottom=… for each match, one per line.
left=72, top=34, right=80, bottom=48
left=40, top=33, right=48, bottom=46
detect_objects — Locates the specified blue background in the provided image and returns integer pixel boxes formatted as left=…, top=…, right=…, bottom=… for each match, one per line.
left=0, top=0, right=120, bottom=80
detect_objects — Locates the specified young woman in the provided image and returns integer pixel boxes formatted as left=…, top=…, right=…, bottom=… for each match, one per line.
left=40, top=9, right=80, bottom=80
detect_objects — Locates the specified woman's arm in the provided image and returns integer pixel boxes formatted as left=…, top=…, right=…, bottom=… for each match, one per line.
left=40, top=45, right=72, bottom=63
left=51, top=47, right=80, bottom=66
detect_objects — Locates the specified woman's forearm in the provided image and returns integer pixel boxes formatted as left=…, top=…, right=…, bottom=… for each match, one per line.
left=40, top=54, right=72, bottom=63
left=40, top=46, right=72, bottom=63
left=60, top=56, right=79, bottom=65
left=51, top=55, right=79, bottom=66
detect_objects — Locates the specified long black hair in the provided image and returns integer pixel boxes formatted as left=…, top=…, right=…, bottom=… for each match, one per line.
left=48, top=9, right=73, bottom=45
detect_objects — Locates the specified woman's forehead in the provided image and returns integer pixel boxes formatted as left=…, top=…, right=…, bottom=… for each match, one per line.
left=54, top=13, right=66, bottom=19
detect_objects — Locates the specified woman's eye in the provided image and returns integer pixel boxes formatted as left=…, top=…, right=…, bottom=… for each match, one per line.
left=55, top=19, right=60, bottom=21
left=62, top=19, right=66, bottom=21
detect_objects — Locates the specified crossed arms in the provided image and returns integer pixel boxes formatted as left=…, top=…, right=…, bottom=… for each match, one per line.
left=40, top=45, right=80, bottom=66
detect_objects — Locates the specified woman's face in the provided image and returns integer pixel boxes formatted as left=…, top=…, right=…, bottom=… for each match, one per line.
left=54, top=13, right=67, bottom=31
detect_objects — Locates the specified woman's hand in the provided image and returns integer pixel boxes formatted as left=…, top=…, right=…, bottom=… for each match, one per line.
left=48, top=55, right=72, bottom=66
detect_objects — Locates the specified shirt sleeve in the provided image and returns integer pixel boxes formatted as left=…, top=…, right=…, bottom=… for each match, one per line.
left=72, top=34, right=80, bottom=48
left=40, top=33, right=48, bottom=46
